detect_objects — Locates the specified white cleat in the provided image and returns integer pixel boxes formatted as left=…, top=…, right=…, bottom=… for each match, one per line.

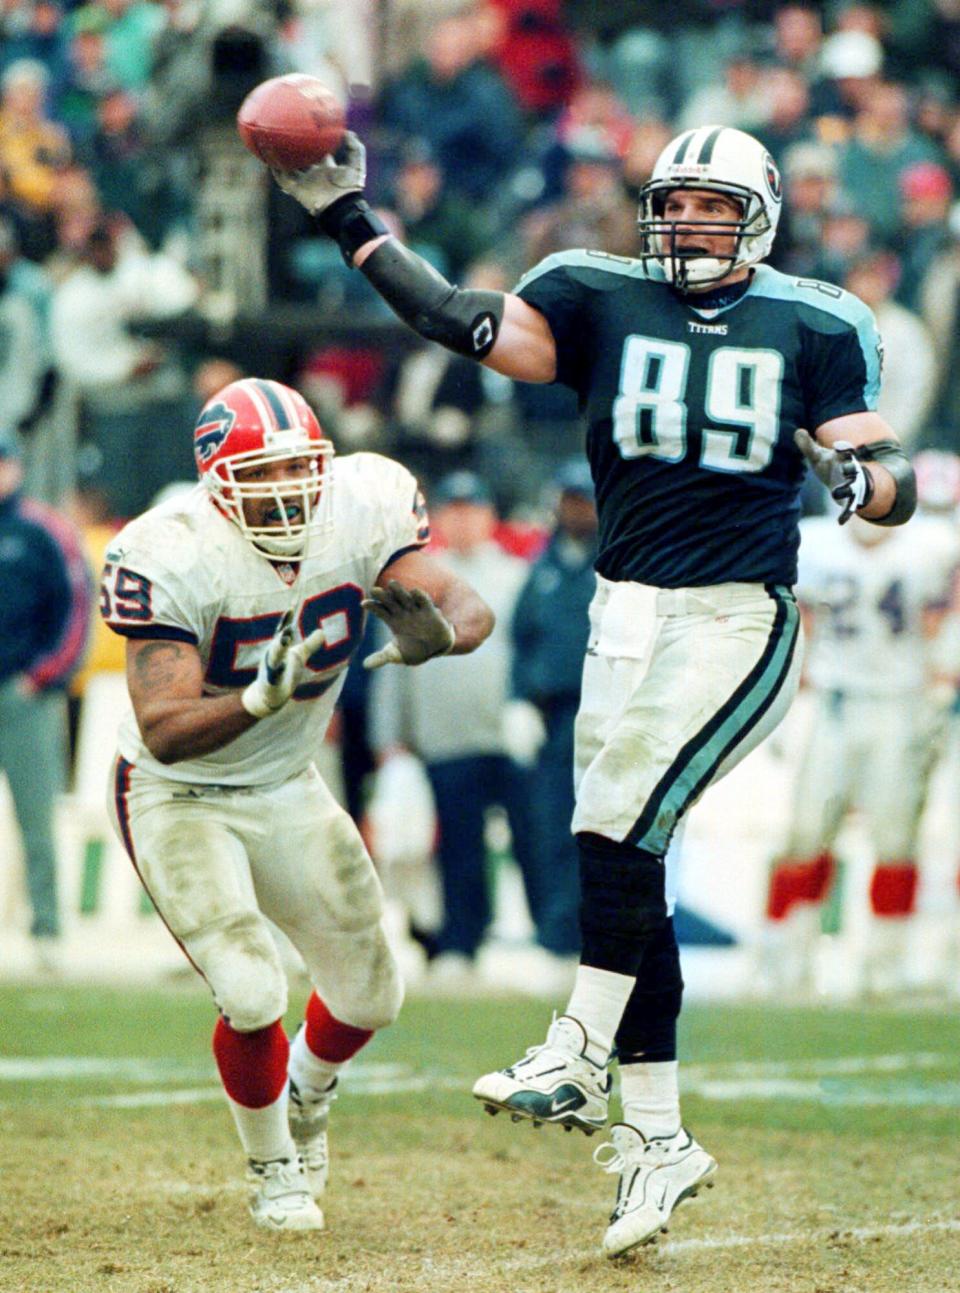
left=472, top=1015, right=611, bottom=1134
left=288, top=1076, right=337, bottom=1198
left=594, top=1124, right=717, bottom=1257
left=246, top=1156, right=325, bottom=1231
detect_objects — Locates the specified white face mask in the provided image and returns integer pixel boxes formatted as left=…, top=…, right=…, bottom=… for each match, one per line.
left=204, top=446, right=335, bottom=558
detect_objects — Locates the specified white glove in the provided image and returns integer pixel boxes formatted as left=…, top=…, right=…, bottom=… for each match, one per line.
left=271, top=130, right=366, bottom=217
left=501, top=699, right=547, bottom=768
left=794, top=429, right=874, bottom=525
left=362, top=581, right=456, bottom=670
left=241, top=611, right=326, bottom=717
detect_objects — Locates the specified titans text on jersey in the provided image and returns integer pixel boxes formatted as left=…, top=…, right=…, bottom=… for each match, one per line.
left=515, top=251, right=882, bottom=588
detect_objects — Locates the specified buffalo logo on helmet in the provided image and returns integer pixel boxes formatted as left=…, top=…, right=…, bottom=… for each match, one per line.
left=763, top=152, right=782, bottom=201
left=194, top=402, right=236, bottom=464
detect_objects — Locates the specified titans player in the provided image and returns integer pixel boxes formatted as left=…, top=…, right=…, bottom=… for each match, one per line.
left=273, top=124, right=916, bottom=1256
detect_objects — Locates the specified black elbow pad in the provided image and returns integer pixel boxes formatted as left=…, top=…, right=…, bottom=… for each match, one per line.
left=359, top=239, right=504, bottom=359
left=853, top=441, right=917, bottom=526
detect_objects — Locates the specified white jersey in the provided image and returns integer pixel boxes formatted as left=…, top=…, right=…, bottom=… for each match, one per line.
left=101, top=453, right=428, bottom=785
left=796, top=515, right=959, bottom=694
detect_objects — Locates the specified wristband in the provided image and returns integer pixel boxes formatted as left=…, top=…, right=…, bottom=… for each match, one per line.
left=318, top=194, right=390, bottom=266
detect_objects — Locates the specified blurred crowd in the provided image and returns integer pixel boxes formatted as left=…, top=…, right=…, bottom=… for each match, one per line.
left=5, top=0, right=960, bottom=516
left=6, top=0, right=960, bottom=989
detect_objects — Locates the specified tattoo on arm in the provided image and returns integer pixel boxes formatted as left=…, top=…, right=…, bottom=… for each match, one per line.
left=134, top=642, right=185, bottom=693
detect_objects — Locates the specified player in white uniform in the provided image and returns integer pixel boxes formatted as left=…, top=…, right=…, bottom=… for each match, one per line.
left=100, top=377, right=493, bottom=1231
left=762, top=507, right=959, bottom=994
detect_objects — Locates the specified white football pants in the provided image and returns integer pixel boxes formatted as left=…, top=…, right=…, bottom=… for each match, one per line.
left=108, top=758, right=403, bottom=1033
left=574, top=576, right=803, bottom=854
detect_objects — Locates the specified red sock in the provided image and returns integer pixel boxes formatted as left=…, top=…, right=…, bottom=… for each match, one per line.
left=212, top=1016, right=289, bottom=1109
left=805, top=852, right=835, bottom=903
left=304, top=992, right=373, bottom=1063
left=869, top=862, right=918, bottom=917
left=766, top=854, right=834, bottom=920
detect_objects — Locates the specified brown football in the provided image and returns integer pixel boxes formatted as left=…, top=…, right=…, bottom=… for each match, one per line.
left=237, top=74, right=346, bottom=170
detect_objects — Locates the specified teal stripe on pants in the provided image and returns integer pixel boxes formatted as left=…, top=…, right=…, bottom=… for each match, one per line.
left=628, top=588, right=800, bottom=855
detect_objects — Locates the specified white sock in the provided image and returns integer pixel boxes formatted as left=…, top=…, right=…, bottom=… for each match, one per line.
left=620, top=1060, right=681, bottom=1139
left=564, top=965, right=636, bottom=1065
left=288, top=1024, right=343, bottom=1100
left=224, top=1089, right=297, bottom=1163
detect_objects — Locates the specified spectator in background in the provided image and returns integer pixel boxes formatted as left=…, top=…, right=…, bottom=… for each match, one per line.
left=277, top=0, right=377, bottom=107
left=770, top=3, right=824, bottom=79
left=387, top=138, right=493, bottom=279
left=42, top=162, right=101, bottom=277
left=678, top=46, right=768, bottom=134
left=192, top=355, right=245, bottom=408
left=480, top=0, right=580, bottom=122
left=378, top=7, right=523, bottom=204
left=0, top=0, right=69, bottom=97
left=85, top=0, right=165, bottom=92
left=80, top=86, right=170, bottom=248
left=844, top=250, right=937, bottom=451
left=753, top=66, right=812, bottom=165
left=0, top=59, right=71, bottom=215
left=809, top=28, right=884, bottom=126
left=838, top=80, right=943, bottom=245
left=0, top=215, right=49, bottom=433
left=369, top=470, right=534, bottom=987
left=503, top=456, right=598, bottom=987
left=59, top=5, right=119, bottom=148
left=620, top=116, right=672, bottom=201
left=813, top=190, right=873, bottom=284
left=918, top=202, right=960, bottom=448
left=774, top=140, right=839, bottom=277
left=894, top=161, right=954, bottom=311
left=521, top=129, right=637, bottom=266
left=380, top=259, right=516, bottom=488
left=49, top=216, right=199, bottom=516
left=0, top=427, right=90, bottom=969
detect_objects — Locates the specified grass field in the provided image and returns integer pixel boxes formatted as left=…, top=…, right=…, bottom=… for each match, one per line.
left=2, top=980, right=959, bottom=1293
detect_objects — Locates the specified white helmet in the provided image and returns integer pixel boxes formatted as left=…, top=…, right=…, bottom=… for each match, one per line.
left=638, top=125, right=782, bottom=289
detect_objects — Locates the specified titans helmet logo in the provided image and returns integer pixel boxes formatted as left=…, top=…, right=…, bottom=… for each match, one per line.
left=763, top=153, right=782, bottom=202
left=194, top=402, right=236, bottom=463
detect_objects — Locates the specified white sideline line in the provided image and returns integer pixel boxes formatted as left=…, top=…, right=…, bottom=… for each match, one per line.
left=683, top=1052, right=947, bottom=1078
left=659, top=1217, right=960, bottom=1255
left=4, top=1052, right=959, bottom=1110
left=2, top=1050, right=947, bottom=1083
left=0, top=1057, right=413, bottom=1082
left=247, top=1218, right=960, bottom=1291
left=85, top=1075, right=468, bottom=1108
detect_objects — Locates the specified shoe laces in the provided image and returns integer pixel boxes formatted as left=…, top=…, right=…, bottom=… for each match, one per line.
left=248, top=1156, right=307, bottom=1197
left=593, top=1127, right=684, bottom=1175
left=507, top=1013, right=599, bottom=1079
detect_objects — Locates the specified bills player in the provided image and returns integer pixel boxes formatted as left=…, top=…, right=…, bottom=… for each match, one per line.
left=271, top=125, right=917, bottom=1255
left=100, top=377, right=492, bottom=1231
left=762, top=502, right=960, bottom=996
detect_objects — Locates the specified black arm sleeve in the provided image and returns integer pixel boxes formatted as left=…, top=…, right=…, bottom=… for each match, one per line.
left=317, top=193, right=504, bottom=359
left=854, top=440, right=917, bottom=527
left=358, top=239, right=504, bottom=359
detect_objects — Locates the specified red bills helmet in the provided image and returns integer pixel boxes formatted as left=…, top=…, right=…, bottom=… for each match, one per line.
left=193, top=378, right=334, bottom=557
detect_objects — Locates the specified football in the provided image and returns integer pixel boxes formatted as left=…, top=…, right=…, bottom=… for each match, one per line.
left=236, top=74, right=346, bottom=170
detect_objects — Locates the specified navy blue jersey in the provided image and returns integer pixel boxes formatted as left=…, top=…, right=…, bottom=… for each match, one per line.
left=514, top=254, right=882, bottom=588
